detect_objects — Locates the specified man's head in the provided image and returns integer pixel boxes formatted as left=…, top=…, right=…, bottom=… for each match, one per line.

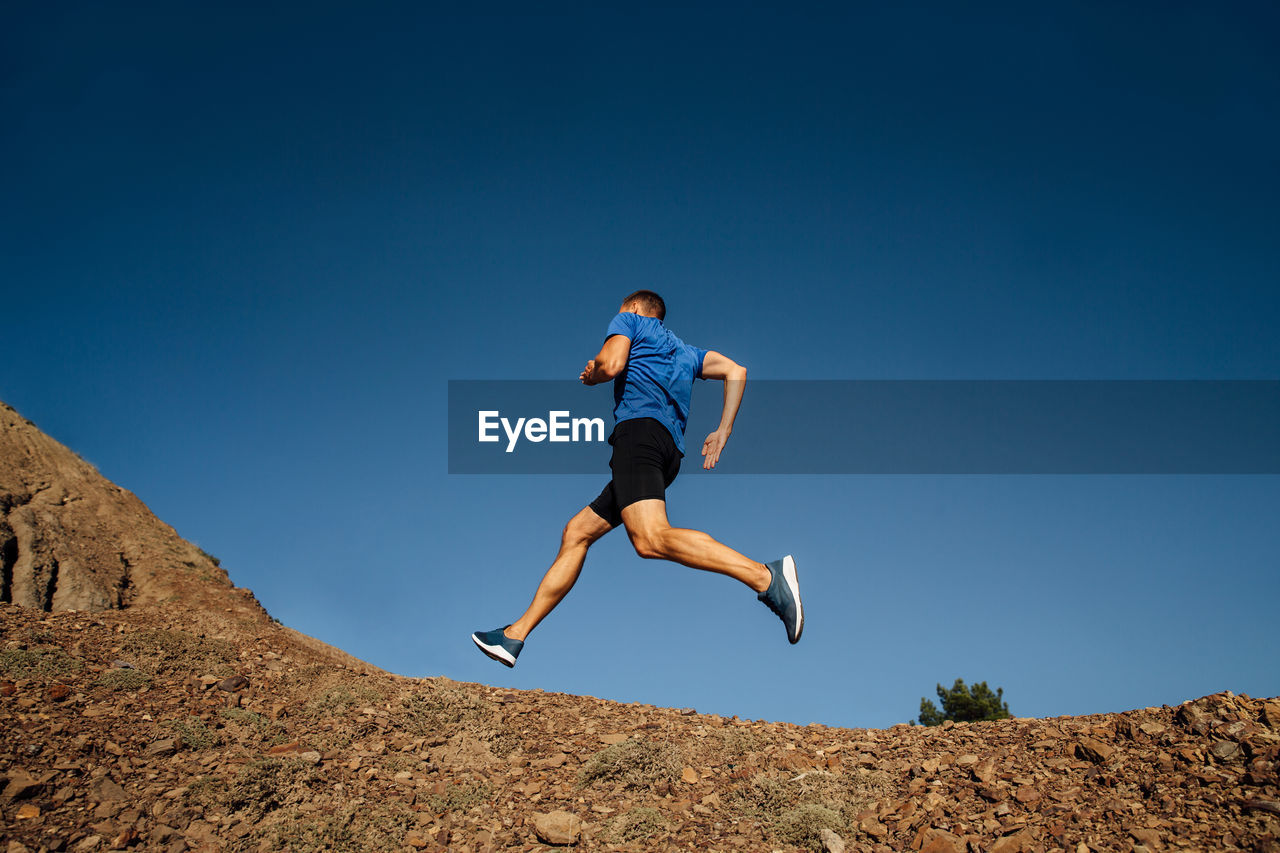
left=620, top=289, right=666, bottom=320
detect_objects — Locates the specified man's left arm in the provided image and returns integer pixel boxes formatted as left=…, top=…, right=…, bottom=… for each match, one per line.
left=699, top=350, right=747, bottom=470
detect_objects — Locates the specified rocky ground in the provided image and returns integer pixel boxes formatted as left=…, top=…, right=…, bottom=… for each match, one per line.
left=2, top=602, right=1279, bottom=853
left=2, top=401, right=1279, bottom=852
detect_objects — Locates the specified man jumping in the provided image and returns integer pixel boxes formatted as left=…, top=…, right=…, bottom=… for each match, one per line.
left=471, top=290, right=802, bottom=666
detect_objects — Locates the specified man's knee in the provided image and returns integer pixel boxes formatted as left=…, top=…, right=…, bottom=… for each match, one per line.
left=627, top=528, right=667, bottom=560
left=564, top=511, right=606, bottom=547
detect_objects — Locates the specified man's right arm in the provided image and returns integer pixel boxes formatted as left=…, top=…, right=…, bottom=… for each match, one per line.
left=580, top=334, right=631, bottom=385
left=699, top=350, right=747, bottom=470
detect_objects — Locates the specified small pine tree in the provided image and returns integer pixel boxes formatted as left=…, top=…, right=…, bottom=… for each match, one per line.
left=918, top=678, right=1011, bottom=726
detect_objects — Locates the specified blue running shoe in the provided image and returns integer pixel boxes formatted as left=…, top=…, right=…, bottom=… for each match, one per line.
left=471, top=626, right=523, bottom=667
left=758, top=555, right=803, bottom=644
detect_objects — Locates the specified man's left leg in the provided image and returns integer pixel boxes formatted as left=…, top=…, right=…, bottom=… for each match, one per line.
left=620, top=499, right=803, bottom=644
left=620, top=498, right=770, bottom=591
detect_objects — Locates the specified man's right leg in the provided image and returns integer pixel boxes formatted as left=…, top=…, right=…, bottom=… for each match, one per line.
left=504, top=506, right=613, bottom=641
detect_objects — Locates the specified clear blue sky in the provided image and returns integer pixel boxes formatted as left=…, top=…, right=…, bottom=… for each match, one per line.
left=3, top=3, right=1277, bottom=728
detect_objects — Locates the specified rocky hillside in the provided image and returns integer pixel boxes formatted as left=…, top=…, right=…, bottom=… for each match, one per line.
left=1, top=401, right=1278, bottom=852
left=1, top=402, right=249, bottom=619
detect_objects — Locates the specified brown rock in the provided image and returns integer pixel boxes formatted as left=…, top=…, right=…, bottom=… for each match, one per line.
left=2, top=770, right=44, bottom=801
left=820, top=827, right=846, bottom=853
left=1242, top=799, right=1280, bottom=817
left=404, top=832, right=428, bottom=849
left=681, top=766, right=699, bottom=784
left=1014, top=786, right=1041, bottom=804
left=15, top=803, right=41, bottom=819
left=1130, top=827, right=1162, bottom=849
left=860, top=815, right=888, bottom=839
left=990, top=829, right=1034, bottom=853
left=145, top=738, right=178, bottom=757
left=1210, top=740, right=1241, bottom=762
left=267, top=741, right=303, bottom=755
left=533, top=810, right=582, bottom=845
left=919, top=828, right=965, bottom=853
left=216, top=675, right=249, bottom=691
left=90, top=778, right=126, bottom=802
left=972, top=757, right=998, bottom=783
left=47, top=684, right=72, bottom=702
left=1076, top=737, right=1115, bottom=763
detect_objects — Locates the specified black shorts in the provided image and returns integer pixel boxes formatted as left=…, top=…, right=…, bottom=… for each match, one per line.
left=587, top=418, right=682, bottom=528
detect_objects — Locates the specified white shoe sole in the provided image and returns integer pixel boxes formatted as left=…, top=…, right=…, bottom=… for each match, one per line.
left=472, top=633, right=517, bottom=667
left=782, top=555, right=803, bottom=643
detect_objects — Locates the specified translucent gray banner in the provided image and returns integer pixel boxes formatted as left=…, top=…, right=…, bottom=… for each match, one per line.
left=447, top=380, right=1280, bottom=474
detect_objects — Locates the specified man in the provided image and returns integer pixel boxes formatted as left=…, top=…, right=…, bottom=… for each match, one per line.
left=472, top=290, right=802, bottom=667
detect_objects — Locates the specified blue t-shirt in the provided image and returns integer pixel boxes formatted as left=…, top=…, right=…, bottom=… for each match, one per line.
left=604, top=312, right=708, bottom=455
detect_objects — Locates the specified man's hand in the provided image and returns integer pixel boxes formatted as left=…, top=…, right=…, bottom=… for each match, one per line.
left=701, top=428, right=731, bottom=470
left=698, top=351, right=747, bottom=469
left=580, top=360, right=597, bottom=385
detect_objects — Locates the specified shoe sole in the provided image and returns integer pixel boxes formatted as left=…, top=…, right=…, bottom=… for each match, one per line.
left=782, top=555, right=803, bottom=644
left=472, top=633, right=517, bottom=667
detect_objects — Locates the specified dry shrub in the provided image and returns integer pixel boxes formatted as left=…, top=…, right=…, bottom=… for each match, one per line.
left=222, top=758, right=319, bottom=821
left=95, top=668, right=151, bottom=691
left=166, top=717, right=221, bottom=750
left=774, top=803, right=846, bottom=851
left=423, top=779, right=490, bottom=814
left=607, top=806, right=670, bottom=843
left=304, top=683, right=383, bottom=717
left=401, top=683, right=516, bottom=757
left=578, top=739, right=683, bottom=789
left=122, top=628, right=236, bottom=676
left=254, top=802, right=415, bottom=852
left=0, top=647, right=82, bottom=679
left=218, top=707, right=286, bottom=745
left=732, top=767, right=894, bottom=848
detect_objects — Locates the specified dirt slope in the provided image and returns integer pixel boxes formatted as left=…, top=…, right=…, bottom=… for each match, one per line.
left=1, top=401, right=1277, bottom=852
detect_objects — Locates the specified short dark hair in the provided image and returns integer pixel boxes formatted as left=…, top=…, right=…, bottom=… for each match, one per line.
left=621, top=289, right=666, bottom=321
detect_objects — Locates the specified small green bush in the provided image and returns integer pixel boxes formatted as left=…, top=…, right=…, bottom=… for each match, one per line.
left=166, top=717, right=221, bottom=750
left=608, top=806, right=669, bottom=842
left=734, top=772, right=790, bottom=820
left=218, top=707, right=286, bottom=743
left=578, top=739, right=683, bottom=789
left=423, top=779, right=490, bottom=814
left=95, top=668, right=151, bottom=691
left=185, top=775, right=228, bottom=810
left=123, top=629, right=236, bottom=676
left=305, top=684, right=382, bottom=717
left=255, top=802, right=415, bottom=852
left=0, top=647, right=83, bottom=679
left=224, top=758, right=317, bottom=821
left=732, top=768, right=895, bottom=846
left=401, top=685, right=516, bottom=757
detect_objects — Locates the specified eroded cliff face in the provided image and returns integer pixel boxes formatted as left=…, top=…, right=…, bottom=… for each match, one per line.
left=0, top=402, right=249, bottom=619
